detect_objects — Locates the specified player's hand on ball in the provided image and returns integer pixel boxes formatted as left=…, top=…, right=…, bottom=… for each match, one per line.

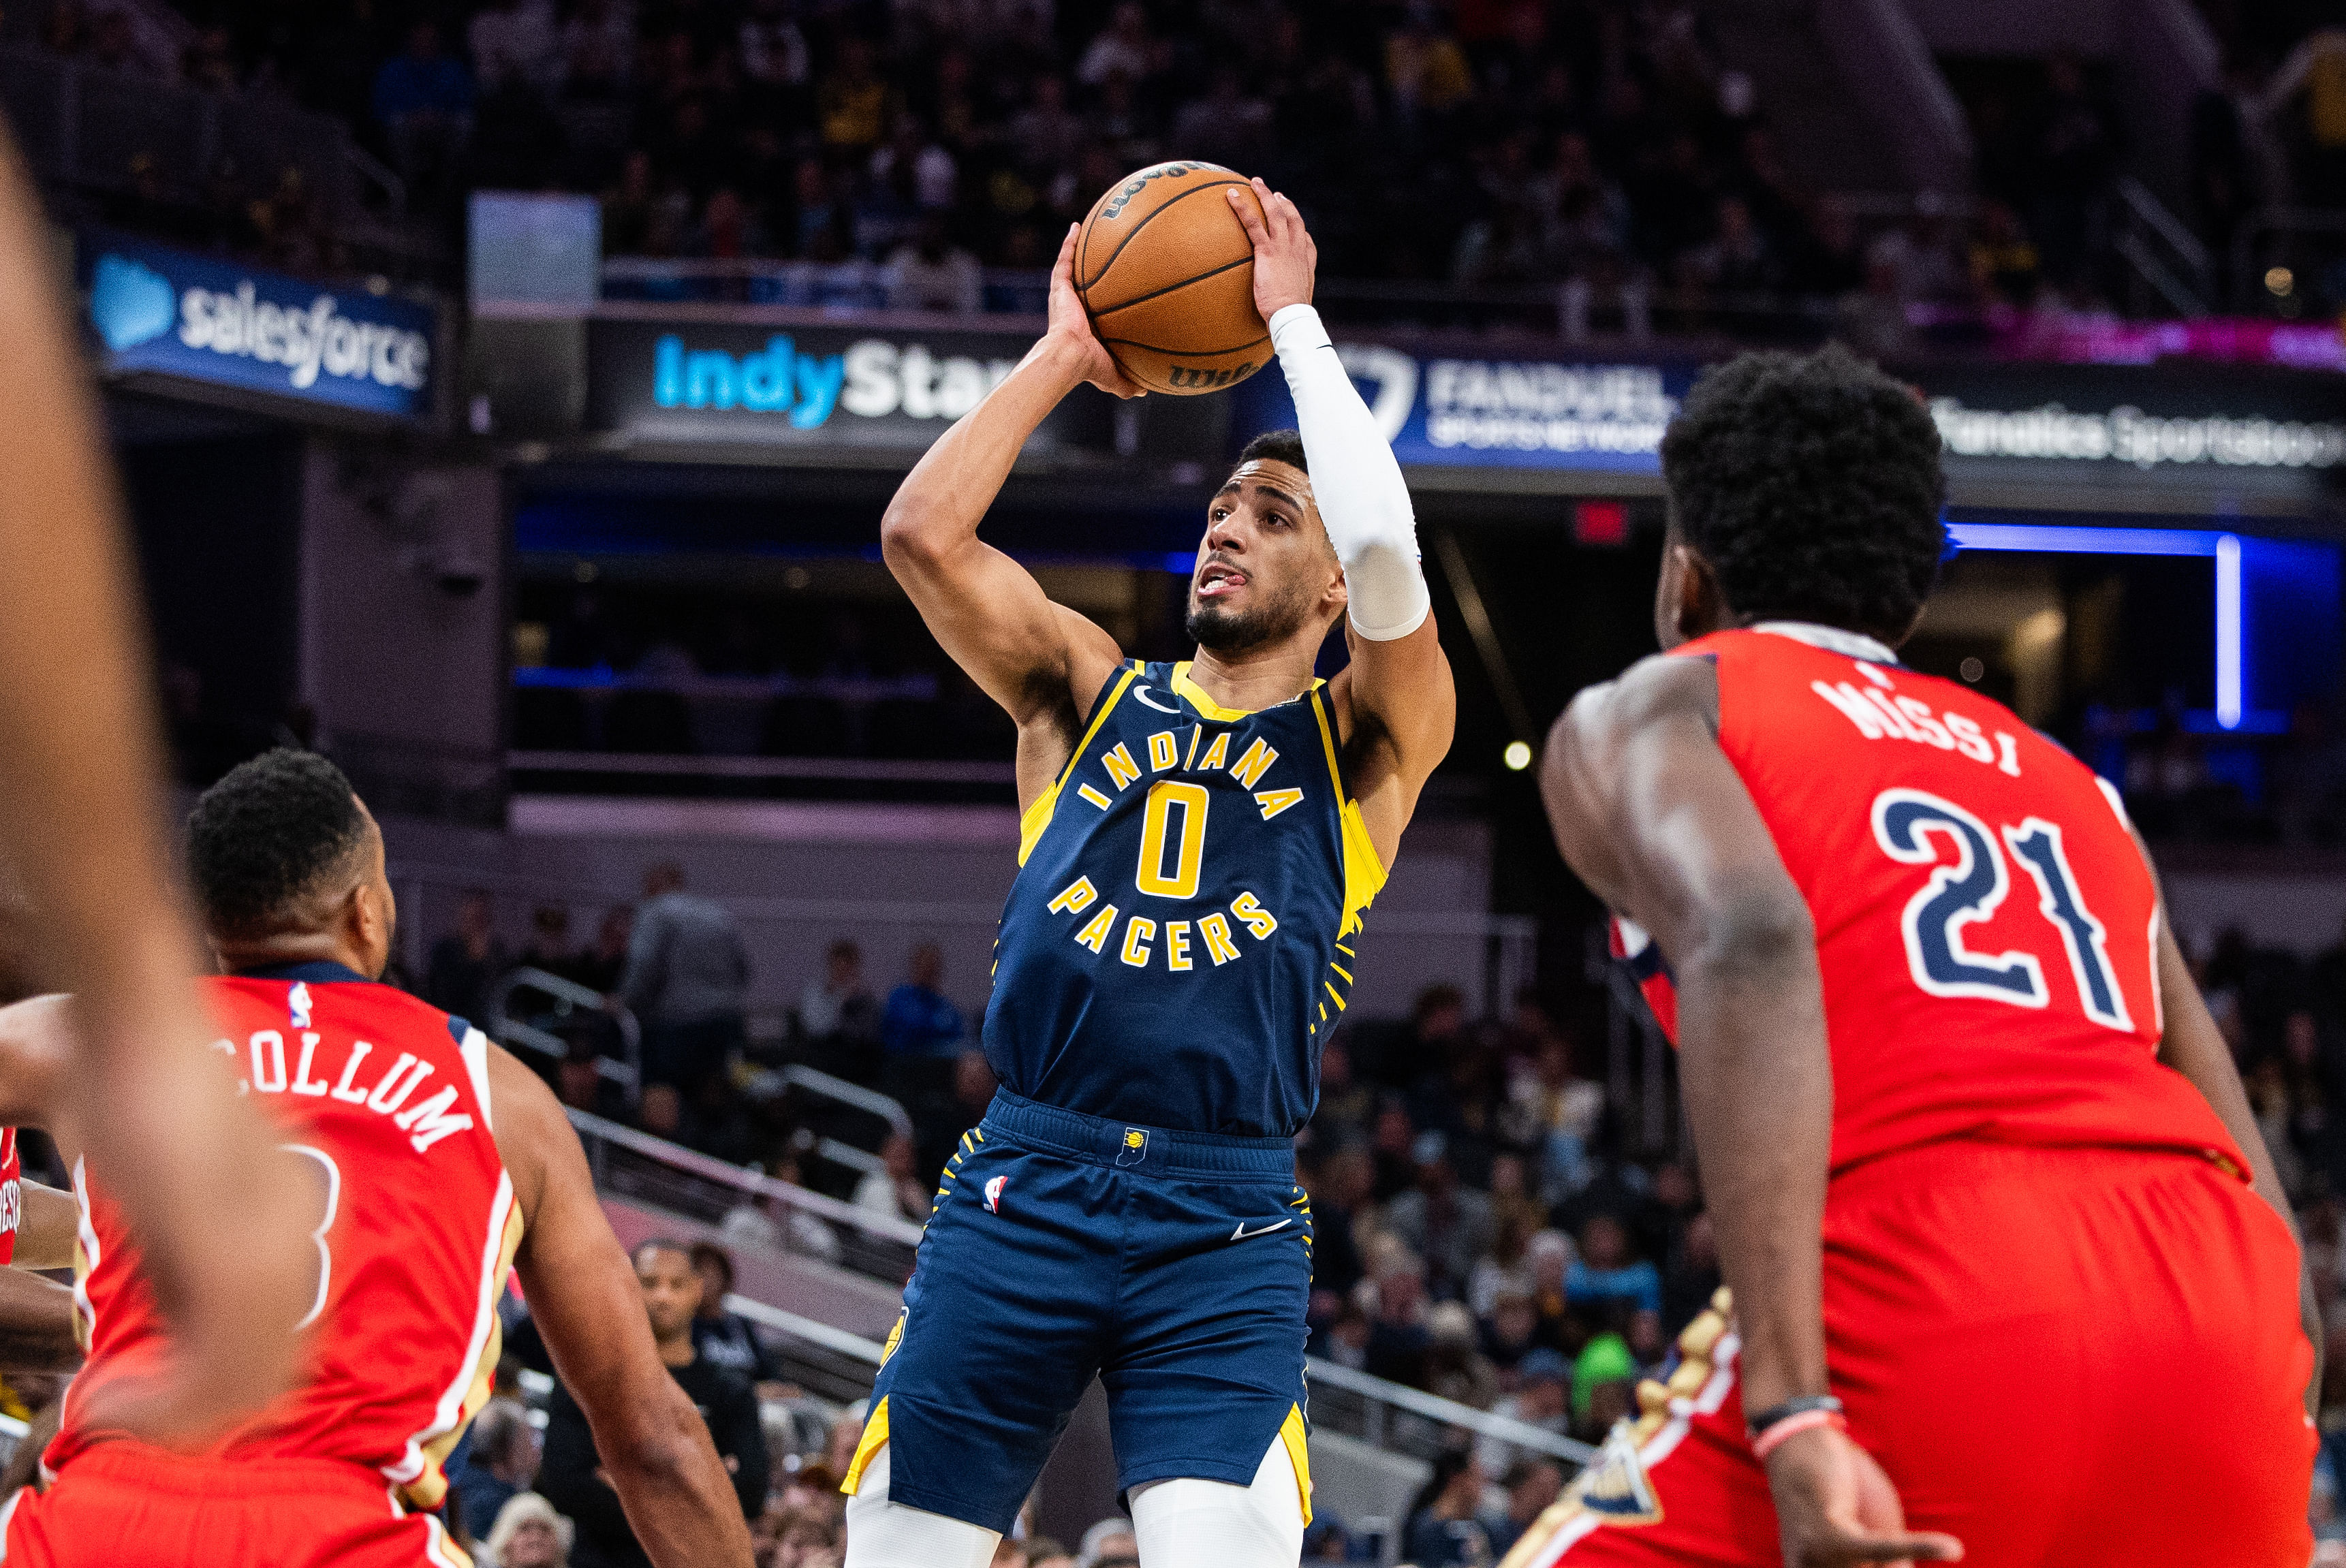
left=1046, top=223, right=1144, bottom=399
left=1763, top=1424, right=1962, bottom=1567
left=1229, top=176, right=1315, bottom=320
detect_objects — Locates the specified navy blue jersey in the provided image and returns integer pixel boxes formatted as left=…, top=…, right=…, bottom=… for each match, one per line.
left=982, top=660, right=1385, bottom=1136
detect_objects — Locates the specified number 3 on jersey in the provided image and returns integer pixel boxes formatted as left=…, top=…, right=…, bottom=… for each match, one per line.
left=1871, top=787, right=2133, bottom=1031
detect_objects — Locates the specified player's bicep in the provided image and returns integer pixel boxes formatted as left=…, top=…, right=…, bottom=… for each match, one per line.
left=0, top=995, right=76, bottom=1130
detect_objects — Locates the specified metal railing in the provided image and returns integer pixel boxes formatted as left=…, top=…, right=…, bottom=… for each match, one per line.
left=0, top=44, right=356, bottom=219
left=486, top=965, right=642, bottom=1101
left=2113, top=176, right=2213, bottom=317
left=567, top=1107, right=925, bottom=1282
left=572, top=1110, right=1595, bottom=1472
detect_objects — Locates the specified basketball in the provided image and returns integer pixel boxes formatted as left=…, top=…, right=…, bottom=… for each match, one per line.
left=1076, top=161, right=1270, bottom=396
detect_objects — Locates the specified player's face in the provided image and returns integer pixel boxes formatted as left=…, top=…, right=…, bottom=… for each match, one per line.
left=1185, top=460, right=1342, bottom=654
left=635, top=1246, right=704, bottom=1338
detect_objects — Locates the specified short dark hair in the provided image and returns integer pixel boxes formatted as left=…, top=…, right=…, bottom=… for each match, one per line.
left=186, top=749, right=366, bottom=937
left=1660, top=344, right=1946, bottom=643
left=1236, top=428, right=1307, bottom=474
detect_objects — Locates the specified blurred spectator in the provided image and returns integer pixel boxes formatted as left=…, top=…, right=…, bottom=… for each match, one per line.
left=485, top=1492, right=573, bottom=1568
left=1303, top=1144, right=1371, bottom=1296
left=469, top=0, right=560, bottom=95
left=887, top=213, right=983, bottom=313
left=2266, top=27, right=2346, bottom=206
left=518, top=905, right=582, bottom=984
left=1571, top=1331, right=1638, bottom=1440
left=800, top=939, right=879, bottom=1046
left=372, top=20, right=475, bottom=193
left=817, top=37, right=888, bottom=152
left=427, top=889, right=509, bottom=1021
left=687, top=1242, right=782, bottom=1388
left=576, top=905, right=635, bottom=995
left=1384, top=1131, right=1495, bottom=1301
left=1424, top=1300, right=1500, bottom=1409
left=622, top=862, right=751, bottom=1118
left=854, top=1131, right=933, bottom=1224
left=1384, top=984, right=1469, bottom=1091
left=1477, top=1346, right=1570, bottom=1475
left=1661, top=1210, right=1721, bottom=1334
left=538, top=1240, right=768, bottom=1568
left=1482, top=1458, right=1565, bottom=1561
left=1026, top=1539, right=1071, bottom=1568
left=1402, top=1446, right=1494, bottom=1567
left=452, top=1394, right=543, bottom=1539
left=881, top=943, right=963, bottom=1059
left=1077, top=3, right=1163, bottom=89
left=1565, top=1214, right=1663, bottom=1317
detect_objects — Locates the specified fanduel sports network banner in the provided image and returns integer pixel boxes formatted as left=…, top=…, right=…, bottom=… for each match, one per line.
left=587, top=319, right=1112, bottom=453
left=81, top=234, right=437, bottom=421
left=1232, top=343, right=1691, bottom=475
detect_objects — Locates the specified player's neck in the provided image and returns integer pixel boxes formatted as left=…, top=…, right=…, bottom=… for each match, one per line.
left=210, top=930, right=372, bottom=978
left=1184, top=641, right=1317, bottom=712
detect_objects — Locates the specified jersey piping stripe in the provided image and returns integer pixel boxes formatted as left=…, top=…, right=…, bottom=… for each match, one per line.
left=384, top=1170, right=516, bottom=1488
left=1170, top=660, right=1327, bottom=723
left=458, top=1026, right=495, bottom=1133
left=67, top=1158, right=97, bottom=1353
left=1018, top=666, right=1142, bottom=868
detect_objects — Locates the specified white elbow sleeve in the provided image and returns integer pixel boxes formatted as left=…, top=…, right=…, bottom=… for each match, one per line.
left=1269, top=304, right=1430, bottom=642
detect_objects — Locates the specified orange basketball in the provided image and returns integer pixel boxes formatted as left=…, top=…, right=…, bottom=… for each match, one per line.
left=1076, top=161, right=1270, bottom=396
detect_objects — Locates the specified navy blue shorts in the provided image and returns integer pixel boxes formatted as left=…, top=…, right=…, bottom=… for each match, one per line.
left=846, top=1091, right=1315, bottom=1533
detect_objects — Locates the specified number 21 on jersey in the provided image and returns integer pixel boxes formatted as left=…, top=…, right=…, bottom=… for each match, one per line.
left=1871, top=787, right=2136, bottom=1032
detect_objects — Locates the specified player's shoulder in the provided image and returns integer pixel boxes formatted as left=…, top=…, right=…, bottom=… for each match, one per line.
left=1563, top=648, right=1720, bottom=748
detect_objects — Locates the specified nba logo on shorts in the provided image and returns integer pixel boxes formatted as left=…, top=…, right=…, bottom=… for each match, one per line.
left=1115, top=1127, right=1148, bottom=1167
left=984, top=1175, right=1007, bottom=1212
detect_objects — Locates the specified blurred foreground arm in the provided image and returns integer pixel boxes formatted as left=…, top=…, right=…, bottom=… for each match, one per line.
left=0, top=127, right=307, bottom=1439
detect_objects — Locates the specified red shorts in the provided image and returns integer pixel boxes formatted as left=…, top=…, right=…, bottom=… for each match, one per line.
left=3, top=1444, right=470, bottom=1568
left=1504, top=1142, right=2315, bottom=1568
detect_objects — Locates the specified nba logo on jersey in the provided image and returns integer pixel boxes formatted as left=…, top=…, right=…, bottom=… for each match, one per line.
left=287, top=981, right=312, bottom=1031
left=1115, top=1128, right=1148, bottom=1167
left=984, top=1175, right=1007, bottom=1213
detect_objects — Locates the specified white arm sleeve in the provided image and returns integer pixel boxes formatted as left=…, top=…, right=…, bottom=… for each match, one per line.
left=1268, top=303, right=1431, bottom=642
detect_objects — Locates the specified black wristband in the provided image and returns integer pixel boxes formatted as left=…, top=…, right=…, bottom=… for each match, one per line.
left=1744, top=1394, right=1844, bottom=1443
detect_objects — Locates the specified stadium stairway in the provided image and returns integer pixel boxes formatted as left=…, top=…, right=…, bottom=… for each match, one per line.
left=564, top=1110, right=1593, bottom=1556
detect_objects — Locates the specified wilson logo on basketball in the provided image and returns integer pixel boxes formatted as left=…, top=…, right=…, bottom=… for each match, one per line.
left=1100, top=162, right=1213, bottom=220
left=1166, top=362, right=1260, bottom=390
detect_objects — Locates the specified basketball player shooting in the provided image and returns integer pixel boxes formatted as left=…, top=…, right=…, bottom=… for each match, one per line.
left=846, top=181, right=1454, bottom=1567
left=0, top=751, right=755, bottom=1568
left=1524, top=346, right=2313, bottom=1568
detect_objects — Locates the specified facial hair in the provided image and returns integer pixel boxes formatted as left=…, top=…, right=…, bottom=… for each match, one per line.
left=1186, top=573, right=1317, bottom=653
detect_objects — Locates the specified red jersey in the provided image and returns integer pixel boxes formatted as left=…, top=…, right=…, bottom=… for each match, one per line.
left=1613, top=623, right=2242, bottom=1176
left=0, top=1127, right=23, bottom=1267
left=49, top=965, right=519, bottom=1509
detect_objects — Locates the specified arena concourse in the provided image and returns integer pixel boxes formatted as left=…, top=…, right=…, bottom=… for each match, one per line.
left=5, top=0, right=2346, bottom=1563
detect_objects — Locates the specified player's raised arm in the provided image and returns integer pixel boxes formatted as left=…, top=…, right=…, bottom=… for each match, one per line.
left=1540, top=657, right=1958, bottom=1568
left=1230, top=181, right=1454, bottom=864
left=491, top=1046, right=756, bottom=1568
left=879, top=226, right=1135, bottom=789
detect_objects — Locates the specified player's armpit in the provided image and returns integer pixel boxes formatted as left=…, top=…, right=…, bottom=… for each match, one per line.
left=13, top=1182, right=79, bottom=1272
left=0, top=1265, right=80, bottom=1373
left=490, top=1047, right=756, bottom=1568
left=1331, top=617, right=1456, bottom=868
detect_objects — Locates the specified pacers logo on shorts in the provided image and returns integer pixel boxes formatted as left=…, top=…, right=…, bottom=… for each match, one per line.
left=1116, top=1127, right=1149, bottom=1167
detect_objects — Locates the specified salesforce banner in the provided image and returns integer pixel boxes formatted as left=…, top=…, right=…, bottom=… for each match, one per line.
left=587, top=320, right=1111, bottom=453
left=81, top=234, right=437, bottom=421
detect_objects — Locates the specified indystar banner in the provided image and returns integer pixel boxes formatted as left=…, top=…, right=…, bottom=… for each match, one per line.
left=80, top=233, right=437, bottom=420
left=588, top=319, right=1112, bottom=454
left=1233, top=343, right=1692, bottom=475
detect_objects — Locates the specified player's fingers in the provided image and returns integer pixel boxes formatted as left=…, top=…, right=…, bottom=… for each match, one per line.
left=1052, top=222, right=1079, bottom=283
left=1226, top=186, right=1272, bottom=248
left=1813, top=1529, right=1964, bottom=1565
